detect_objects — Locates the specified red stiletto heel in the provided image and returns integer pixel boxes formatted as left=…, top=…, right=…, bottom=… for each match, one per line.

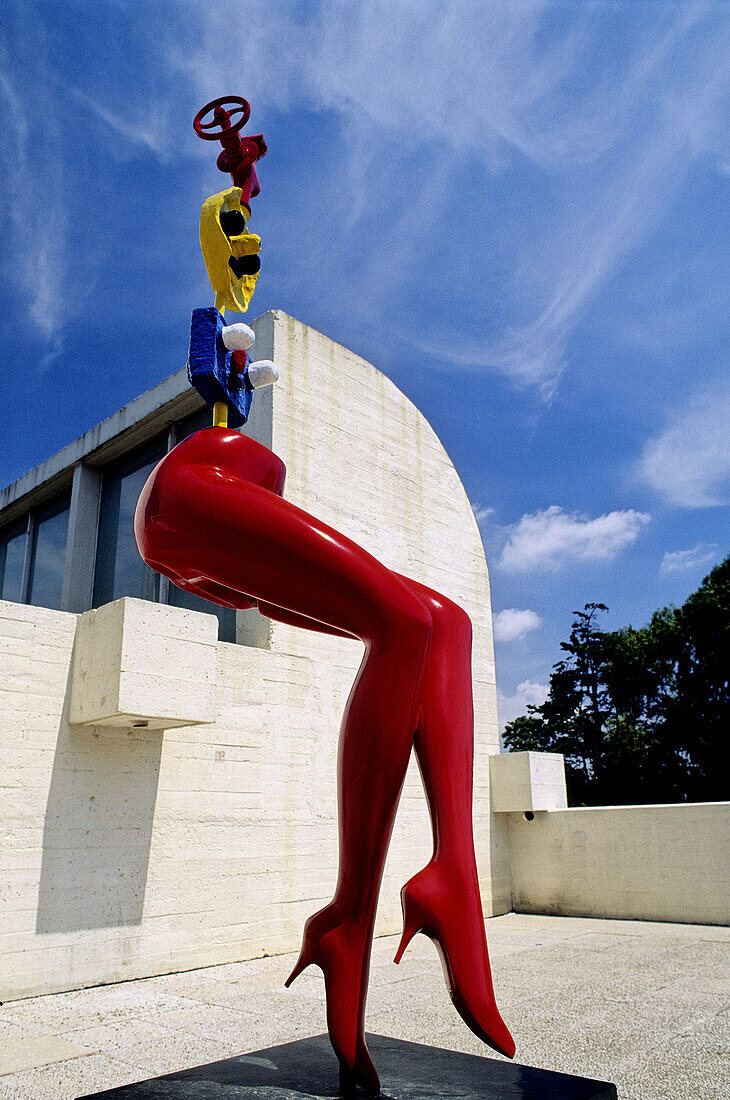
left=386, top=582, right=515, bottom=1062
left=284, top=947, right=312, bottom=988
left=339, top=1041, right=380, bottom=1097
left=393, top=900, right=423, bottom=965
left=352, top=1036, right=380, bottom=1095
left=394, top=866, right=515, bottom=1060
left=284, top=908, right=380, bottom=1093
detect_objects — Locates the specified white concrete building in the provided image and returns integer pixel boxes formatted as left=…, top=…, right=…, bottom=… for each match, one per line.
left=1, top=312, right=727, bottom=1004
left=1, top=312, right=509, bottom=1000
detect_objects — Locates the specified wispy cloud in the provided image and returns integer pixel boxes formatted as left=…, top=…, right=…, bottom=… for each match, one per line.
left=69, top=88, right=167, bottom=159
left=4, top=1, right=730, bottom=392
left=660, top=543, right=720, bottom=576
left=151, top=1, right=730, bottom=394
left=498, top=679, right=548, bottom=731
left=639, top=381, right=730, bottom=507
left=0, top=64, right=70, bottom=355
left=0, top=6, right=105, bottom=360
left=493, top=608, right=542, bottom=643
left=499, top=505, right=650, bottom=572
left=471, top=503, right=495, bottom=526
left=426, top=12, right=729, bottom=394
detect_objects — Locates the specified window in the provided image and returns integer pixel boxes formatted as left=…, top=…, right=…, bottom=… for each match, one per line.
left=2, top=404, right=246, bottom=642
left=92, top=426, right=236, bottom=643
left=177, top=406, right=212, bottom=442
left=93, top=436, right=167, bottom=607
left=27, top=496, right=70, bottom=610
left=0, top=520, right=27, bottom=603
left=171, top=409, right=237, bottom=641
left=1, top=495, right=71, bottom=610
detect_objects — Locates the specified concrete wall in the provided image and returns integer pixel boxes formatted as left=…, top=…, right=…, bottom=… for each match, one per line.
left=265, top=312, right=508, bottom=916
left=506, top=803, right=730, bottom=926
left=1, top=312, right=506, bottom=1001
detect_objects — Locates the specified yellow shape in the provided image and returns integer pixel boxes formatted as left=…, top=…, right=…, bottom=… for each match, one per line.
left=200, top=186, right=261, bottom=313
left=213, top=400, right=228, bottom=428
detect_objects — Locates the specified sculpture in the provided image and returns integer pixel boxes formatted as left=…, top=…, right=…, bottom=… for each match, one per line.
left=134, top=97, right=514, bottom=1096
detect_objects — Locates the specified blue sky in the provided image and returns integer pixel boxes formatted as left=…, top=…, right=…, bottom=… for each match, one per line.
left=2, top=1, right=729, bottom=726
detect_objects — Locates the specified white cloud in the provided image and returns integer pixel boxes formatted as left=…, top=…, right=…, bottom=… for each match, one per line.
left=660, top=543, right=719, bottom=575
left=493, top=608, right=542, bottom=643
left=639, top=382, right=730, bottom=507
left=387, top=3, right=730, bottom=393
left=0, top=9, right=106, bottom=358
left=498, top=680, right=548, bottom=731
left=499, top=505, right=650, bottom=572
left=471, top=503, right=495, bottom=525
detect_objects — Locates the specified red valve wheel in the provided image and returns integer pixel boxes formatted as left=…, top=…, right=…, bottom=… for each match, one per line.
left=193, top=96, right=251, bottom=140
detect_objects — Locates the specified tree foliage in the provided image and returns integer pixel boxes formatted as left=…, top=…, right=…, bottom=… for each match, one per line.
left=503, top=555, right=729, bottom=805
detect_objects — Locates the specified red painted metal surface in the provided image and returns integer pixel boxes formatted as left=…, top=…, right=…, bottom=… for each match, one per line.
left=134, top=427, right=515, bottom=1093
left=193, top=97, right=267, bottom=206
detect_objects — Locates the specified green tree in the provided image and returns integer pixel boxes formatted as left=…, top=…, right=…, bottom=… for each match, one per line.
left=659, top=555, right=730, bottom=800
left=503, top=556, right=729, bottom=805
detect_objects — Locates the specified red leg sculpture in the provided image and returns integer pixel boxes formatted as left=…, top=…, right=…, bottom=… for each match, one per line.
left=392, top=579, right=515, bottom=1060
left=134, top=426, right=514, bottom=1093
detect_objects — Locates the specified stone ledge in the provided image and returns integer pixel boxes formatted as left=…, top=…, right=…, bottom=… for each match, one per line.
left=68, top=597, right=218, bottom=729
left=489, top=750, right=567, bottom=813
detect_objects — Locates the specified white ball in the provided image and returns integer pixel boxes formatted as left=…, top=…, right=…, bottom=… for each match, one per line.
left=221, top=323, right=255, bottom=351
left=247, top=360, right=280, bottom=388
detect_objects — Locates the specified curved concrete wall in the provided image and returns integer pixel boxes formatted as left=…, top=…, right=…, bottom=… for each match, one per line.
left=259, top=312, right=506, bottom=941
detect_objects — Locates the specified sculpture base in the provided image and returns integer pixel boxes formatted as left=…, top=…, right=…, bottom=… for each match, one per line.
left=76, top=1033, right=618, bottom=1098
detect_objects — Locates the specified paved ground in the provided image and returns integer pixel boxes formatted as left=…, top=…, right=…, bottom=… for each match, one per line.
left=0, top=914, right=727, bottom=1099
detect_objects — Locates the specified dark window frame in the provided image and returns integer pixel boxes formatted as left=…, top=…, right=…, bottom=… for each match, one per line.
left=1, top=410, right=244, bottom=643
left=92, top=433, right=167, bottom=610
left=92, top=419, right=236, bottom=643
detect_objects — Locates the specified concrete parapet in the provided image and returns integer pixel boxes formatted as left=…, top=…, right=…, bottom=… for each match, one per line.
left=507, top=801, right=730, bottom=926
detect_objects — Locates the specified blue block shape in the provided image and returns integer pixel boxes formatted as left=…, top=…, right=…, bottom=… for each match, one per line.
left=187, top=307, right=253, bottom=428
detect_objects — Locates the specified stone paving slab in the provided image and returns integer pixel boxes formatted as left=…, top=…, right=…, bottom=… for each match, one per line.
left=0, top=914, right=727, bottom=1100
left=0, top=1034, right=93, bottom=1078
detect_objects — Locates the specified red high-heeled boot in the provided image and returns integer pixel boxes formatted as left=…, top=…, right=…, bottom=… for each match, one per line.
left=393, top=578, right=516, bottom=1061
left=395, top=862, right=515, bottom=1058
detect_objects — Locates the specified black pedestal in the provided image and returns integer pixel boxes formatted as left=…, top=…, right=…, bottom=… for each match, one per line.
left=76, top=1033, right=618, bottom=1099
